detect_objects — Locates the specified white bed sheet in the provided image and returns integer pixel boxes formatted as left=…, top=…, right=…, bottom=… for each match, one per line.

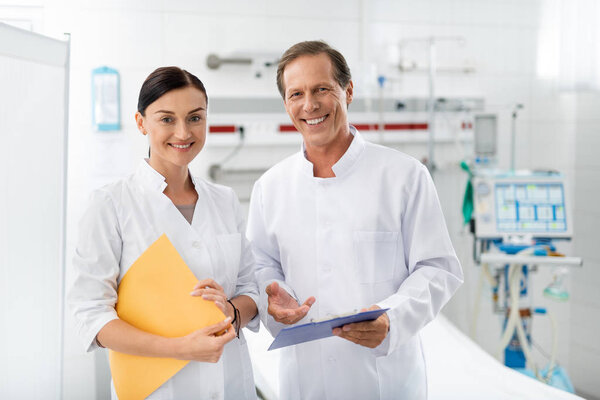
left=245, top=315, right=584, bottom=400
left=420, top=314, right=582, bottom=400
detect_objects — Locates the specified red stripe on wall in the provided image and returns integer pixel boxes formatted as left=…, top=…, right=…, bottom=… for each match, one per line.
left=383, top=123, right=428, bottom=130
left=209, top=125, right=237, bottom=133
left=278, top=125, right=298, bottom=132
left=278, top=123, right=428, bottom=132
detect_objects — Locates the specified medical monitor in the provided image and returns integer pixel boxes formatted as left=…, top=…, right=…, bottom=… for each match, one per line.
left=474, top=114, right=497, bottom=159
left=473, top=174, right=572, bottom=239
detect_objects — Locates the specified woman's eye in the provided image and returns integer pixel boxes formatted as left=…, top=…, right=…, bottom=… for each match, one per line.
left=189, top=115, right=201, bottom=122
left=161, top=117, right=173, bottom=123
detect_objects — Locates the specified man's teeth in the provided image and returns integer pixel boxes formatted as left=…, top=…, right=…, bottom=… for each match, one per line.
left=171, top=143, right=191, bottom=149
left=306, top=116, right=326, bottom=125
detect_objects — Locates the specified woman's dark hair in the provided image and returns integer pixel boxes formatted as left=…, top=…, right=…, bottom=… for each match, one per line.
left=137, top=66, right=208, bottom=116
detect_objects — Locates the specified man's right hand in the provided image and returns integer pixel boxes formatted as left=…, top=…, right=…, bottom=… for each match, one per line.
left=266, top=282, right=315, bottom=325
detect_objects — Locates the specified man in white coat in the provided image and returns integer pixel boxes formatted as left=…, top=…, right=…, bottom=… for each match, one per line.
left=247, top=40, right=464, bottom=399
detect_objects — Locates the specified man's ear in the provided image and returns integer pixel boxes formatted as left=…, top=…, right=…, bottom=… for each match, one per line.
left=345, top=80, right=354, bottom=106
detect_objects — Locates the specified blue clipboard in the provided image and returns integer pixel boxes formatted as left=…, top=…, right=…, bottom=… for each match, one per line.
left=268, top=308, right=390, bottom=351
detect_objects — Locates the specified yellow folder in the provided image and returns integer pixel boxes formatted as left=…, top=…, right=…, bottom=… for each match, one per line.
left=109, top=234, right=226, bottom=400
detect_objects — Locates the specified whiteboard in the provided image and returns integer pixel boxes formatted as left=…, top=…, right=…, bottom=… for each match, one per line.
left=0, top=23, right=69, bottom=399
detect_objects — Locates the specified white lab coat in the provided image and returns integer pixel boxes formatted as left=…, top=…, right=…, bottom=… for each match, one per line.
left=247, top=127, right=463, bottom=400
left=69, top=160, right=259, bottom=400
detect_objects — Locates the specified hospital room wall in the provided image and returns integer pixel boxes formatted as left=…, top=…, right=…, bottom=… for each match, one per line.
left=17, top=0, right=594, bottom=398
left=570, top=93, right=600, bottom=398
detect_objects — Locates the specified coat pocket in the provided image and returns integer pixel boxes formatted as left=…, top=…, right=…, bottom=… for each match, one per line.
left=353, top=231, right=398, bottom=283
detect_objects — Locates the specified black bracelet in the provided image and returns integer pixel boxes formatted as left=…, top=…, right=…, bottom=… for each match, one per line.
left=235, top=307, right=241, bottom=337
left=227, top=299, right=241, bottom=338
left=226, top=299, right=237, bottom=324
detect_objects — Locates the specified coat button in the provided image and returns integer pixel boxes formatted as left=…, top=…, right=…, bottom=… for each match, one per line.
left=192, top=241, right=201, bottom=249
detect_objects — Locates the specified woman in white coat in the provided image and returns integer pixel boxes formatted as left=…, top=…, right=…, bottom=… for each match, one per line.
left=69, top=66, right=259, bottom=399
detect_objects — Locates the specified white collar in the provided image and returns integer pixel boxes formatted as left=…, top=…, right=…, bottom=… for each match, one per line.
left=300, top=125, right=365, bottom=178
left=134, top=159, right=199, bottom=192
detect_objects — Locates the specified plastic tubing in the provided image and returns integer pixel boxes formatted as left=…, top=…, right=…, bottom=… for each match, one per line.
left=495, top=247, right=560, bottom=383
left=496, top=248, right=535, bottom=359
left=470, top=263, right=497, bottom=339
left=544, top=309, right=558, bottom=381
left=512, top=269, right=539, bottom=378
left=496, top=263, right=521, bottom=358
left=470, top=263, right=486, bottom=338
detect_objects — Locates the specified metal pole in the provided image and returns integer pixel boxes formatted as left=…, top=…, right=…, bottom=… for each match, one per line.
left=397, top=36, right=466, bottom=174
left=510, top=104, right=523, bottom=172
left=378, top=76, right=385, bottom=144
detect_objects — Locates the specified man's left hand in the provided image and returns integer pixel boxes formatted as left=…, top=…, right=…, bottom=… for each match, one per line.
left=332, top=305, right=389, bottom=349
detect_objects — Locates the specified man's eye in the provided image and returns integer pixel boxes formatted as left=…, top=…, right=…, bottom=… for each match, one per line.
left=318, top=87, right=328, bottom=92
left=290, top=92, right=301, bottom=98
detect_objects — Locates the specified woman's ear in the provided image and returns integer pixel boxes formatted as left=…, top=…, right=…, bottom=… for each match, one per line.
left=135, top=111, right=146, bottom=135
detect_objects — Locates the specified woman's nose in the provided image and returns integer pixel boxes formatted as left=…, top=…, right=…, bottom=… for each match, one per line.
left=174, top=122, right=192, bottom=140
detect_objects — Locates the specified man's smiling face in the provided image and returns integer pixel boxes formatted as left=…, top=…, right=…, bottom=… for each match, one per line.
left=282, top=52, right=353, bottom=151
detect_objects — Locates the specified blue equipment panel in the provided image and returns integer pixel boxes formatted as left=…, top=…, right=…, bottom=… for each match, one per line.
left=495, top=182, right=567, bottom=233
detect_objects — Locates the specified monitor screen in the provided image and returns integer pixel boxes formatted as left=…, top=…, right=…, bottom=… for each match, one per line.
left=495, top=182, right=567, bottom=233
left=474, top=114, right=497, bottom=156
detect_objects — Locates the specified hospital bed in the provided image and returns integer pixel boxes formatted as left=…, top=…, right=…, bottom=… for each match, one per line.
left=245, top=314, right=584, bottom=400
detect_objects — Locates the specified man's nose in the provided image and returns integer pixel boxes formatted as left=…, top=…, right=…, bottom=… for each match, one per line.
left=302, top=93, right=320, bottom=113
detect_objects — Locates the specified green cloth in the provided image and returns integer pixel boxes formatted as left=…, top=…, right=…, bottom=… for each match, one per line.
left=460, top=161, right=474, bottom=226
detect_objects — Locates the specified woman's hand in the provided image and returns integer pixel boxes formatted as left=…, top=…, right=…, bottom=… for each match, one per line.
left=175, top=318, right=236, bottom=362
left=190, top=279, right=234, bottom=320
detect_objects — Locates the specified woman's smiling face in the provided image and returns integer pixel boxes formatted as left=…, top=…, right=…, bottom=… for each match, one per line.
left=136, top=86, right=207, bottom=171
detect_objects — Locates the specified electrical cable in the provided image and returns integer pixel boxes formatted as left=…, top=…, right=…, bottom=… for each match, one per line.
left=208, top=126, right=245, bottom=181
left=218, top=126, right=245, bottom=166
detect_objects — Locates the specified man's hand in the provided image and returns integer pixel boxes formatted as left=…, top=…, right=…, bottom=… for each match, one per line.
left=332, top=305, right=389, bottom=348
left=266, top=281, right=315, bottom=325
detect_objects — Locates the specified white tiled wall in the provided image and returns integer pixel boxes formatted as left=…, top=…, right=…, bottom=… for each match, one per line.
left=21, top=0, right=597, bottom=398
left=571, top=93, right=600, bottom=398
